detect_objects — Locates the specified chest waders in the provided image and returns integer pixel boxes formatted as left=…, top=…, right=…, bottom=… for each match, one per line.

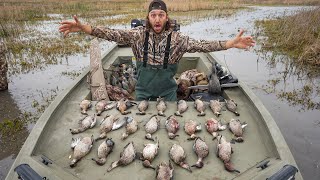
left=135, top=31, right=178, bottom=101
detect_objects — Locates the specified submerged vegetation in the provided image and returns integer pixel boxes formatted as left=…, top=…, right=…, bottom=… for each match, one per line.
left=0, top=118, right=25, bottom=137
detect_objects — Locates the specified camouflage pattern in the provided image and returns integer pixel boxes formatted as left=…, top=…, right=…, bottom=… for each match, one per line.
left=0, top=41, right=8, bottom=91
left=91, top=26, right=227, bottom=65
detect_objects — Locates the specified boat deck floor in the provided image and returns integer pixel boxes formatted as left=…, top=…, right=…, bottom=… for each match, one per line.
left=30, top=79, right=283, bottom=179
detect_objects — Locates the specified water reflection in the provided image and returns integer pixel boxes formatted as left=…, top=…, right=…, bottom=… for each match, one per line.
left=0, top=90, right=28, bottom=179
left=256, top=51, right=320, bottom=110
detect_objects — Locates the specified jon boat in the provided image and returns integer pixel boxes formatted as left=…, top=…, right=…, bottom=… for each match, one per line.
left=5, top=44, right=302, bottom=180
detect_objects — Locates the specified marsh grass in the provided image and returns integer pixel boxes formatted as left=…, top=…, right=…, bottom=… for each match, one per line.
left=238, top=0, right=320, bottom=5
left=255, top=7, right=320, bottom=74
left=0, top=118, right=25, bottom=137
left=255, top=7, right=320, bottom=110
left=277, top=85, right=320, bottom=110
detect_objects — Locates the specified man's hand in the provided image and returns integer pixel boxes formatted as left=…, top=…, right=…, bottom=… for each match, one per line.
left=226, top=29, right=255, bottom=50
left=59, top=15, right=92, bottom=37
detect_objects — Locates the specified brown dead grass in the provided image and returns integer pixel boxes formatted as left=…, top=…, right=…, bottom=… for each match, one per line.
left=238, top=0, right=320, bottom=5
left=256, top=7, right=320, bottom=69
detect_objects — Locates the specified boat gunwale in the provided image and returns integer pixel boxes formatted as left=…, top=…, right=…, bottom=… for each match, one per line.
left=5, top=43, right=120, bottom=180
left=209, top=52, right=302, bottom=179
left=5, top=44, right=302, bottom=180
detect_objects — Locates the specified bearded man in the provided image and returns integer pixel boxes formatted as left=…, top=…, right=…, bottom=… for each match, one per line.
left=59, top=0, right=255, bottom=101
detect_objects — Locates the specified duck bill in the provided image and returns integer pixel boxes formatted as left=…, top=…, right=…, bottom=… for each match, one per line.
left=70, top=159, right=78, bottom=168
left=174, top=111, right=183, bottom=117
left=180, top=162, right=192, bottom=172
left=145, top=133, right=155, bottom=141
left=136, top=111, right=146, bottom=115
left=107, top=160, right=120, bottom=172
left=197, top=112, right=206, bottom=116
left=158, top=111, right=166, bottom=117
left=187, top=134, right=197, bottom=140
left=214, top=112, right=221, bottom=117
left=96, top=110, right=102, bottom=116
left=191, top=159, right=204, bottom=168
left=96, top=132, right=107, bottom=141
left=224, top=162, right=240, bottom=173
left=143, top=160, right=156, bottom=170
left=211, top=132, right=219, bottom=140
left=92, top=157, right=107, bottom=166
left=234, top=137, right=244, bottom=143
left=121, top=132, right=129, bottom=140
left=168, top=133, right=179, bottom=139
left=81, top=110, right=88, bottom=115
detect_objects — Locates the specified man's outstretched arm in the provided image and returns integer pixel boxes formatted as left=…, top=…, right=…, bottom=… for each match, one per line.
left=59, top=15, right=92, bottom=37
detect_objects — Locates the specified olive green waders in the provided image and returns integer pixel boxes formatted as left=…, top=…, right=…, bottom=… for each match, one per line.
left=135, top=31, right=178, bottom=101
left=135, top=61, right=178, bottom=101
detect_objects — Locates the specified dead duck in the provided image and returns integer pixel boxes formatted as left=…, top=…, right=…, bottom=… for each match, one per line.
left=156, top=161, right=174, bottom=180
left=228, top=118, right=247, bottom=143
left=156, top=97, right=167, bottom=116
left=226, top=99, right=240, bottom=116
left=184, top=120, right=201, bottom=140
left=194, top=97, right=206, bottom=116
left=192, top=137, right=209, bottom=168
left=70, top=135, right=94, bottom=168
left=111, top=116, right=127, bottom=131
left=174, top=100, right=188, bottom=117
left=144, top=115, right=161, bottom=141
left=209, top=100, right=222, bottom=117
left=137, top=138, right=159, bottom=170
left=96, top=115, right=119, bottom=140
left=136, top=100, right=149, bottom=115
left=95, top=100, right=115, bottom=116
left=80, top=99, right=91, bottom=115
left=205, top=118, right=227, bottom=140
left=165, top=115, right=180, bottom=139
left=116, top=98, right=137, bottom=115
left=107, top=142, right=136, bottom=172
left=169, top=144, right=192, bottom=172
left=92, top=138, right=114, bottom=165
left=216, top=135, right=240, bottom=173
left=70, top=115, right=97, bottom=134
left=121, top=116, right=138, bottom=140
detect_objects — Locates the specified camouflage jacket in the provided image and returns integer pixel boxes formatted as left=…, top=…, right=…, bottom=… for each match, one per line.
left=91, top=26, right=227, bottom=65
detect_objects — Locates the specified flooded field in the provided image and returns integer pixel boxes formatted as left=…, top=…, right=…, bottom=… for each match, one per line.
left=0, top=5, right=319, bottom=180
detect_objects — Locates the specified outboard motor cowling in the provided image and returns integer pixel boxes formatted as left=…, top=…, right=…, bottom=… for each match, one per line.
left=131, top=19, right=145, bottom=28
left=267, top=165, right=299, bottom=180
left=14, top=164, right=46, bottom=180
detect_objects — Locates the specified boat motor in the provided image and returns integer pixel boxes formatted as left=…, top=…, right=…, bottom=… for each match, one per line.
left=267, top=164, right=299, bottom=180
left=131, top=19, right=180, bottom=31
left=131, top=19, right=145, bottom=28
left=215, top=63, right=238, bottom=84
left=14, top=164, right=47, bottom=180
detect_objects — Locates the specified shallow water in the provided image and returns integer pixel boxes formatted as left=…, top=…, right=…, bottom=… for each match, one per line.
left=0, top=6, right=319, bottom=180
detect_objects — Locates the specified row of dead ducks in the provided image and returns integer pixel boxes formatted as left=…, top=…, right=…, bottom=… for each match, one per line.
left=80, top=96, right=240, bottom=118
left=70, top=135, right=242, bottom=180
left=76, top=97, right=245, bottom=141
left=70, top=101, right=247, bottom=179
